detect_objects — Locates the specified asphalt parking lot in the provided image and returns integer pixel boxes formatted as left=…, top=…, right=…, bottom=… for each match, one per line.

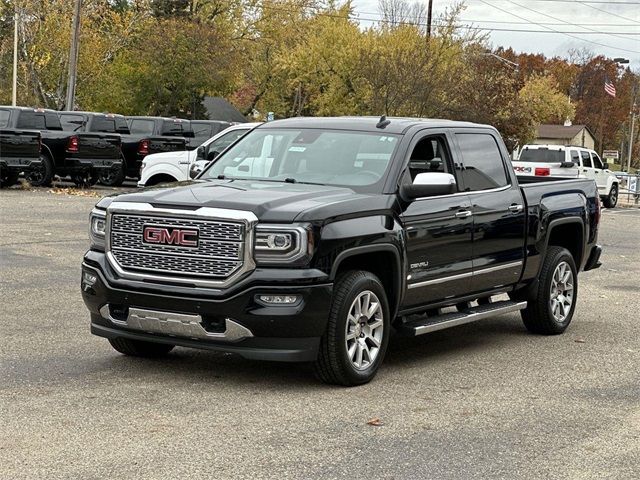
left=1, top=187, right=639, bottom=480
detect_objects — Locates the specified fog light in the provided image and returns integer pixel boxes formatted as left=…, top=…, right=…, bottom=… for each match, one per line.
left=257, top=294, right=300, bottom=305
left=83, top=272, right=97, bottom=286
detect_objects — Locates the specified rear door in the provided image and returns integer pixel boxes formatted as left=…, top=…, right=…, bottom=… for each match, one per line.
left=453, top=130, right=526, bottom=292
left=400, top=130, right=474, bottom=308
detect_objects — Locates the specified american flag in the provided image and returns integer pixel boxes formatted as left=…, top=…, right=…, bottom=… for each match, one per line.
left=604, top=77, right=616, bottom=97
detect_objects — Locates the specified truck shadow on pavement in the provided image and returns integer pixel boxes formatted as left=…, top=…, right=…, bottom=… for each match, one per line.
left=96, top=315, right=529, bottom=387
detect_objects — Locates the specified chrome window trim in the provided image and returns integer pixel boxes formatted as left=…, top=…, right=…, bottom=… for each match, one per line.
left=408, top=260, right=522, bottom=289
left=409, top=184, right=512, bottom=201
left=106, top=201, right=258, bottom=288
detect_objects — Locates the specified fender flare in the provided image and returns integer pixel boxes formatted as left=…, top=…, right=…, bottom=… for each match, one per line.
left=329, top=244, right=404, bottom=316
left=141, top=163, right=184, bottom=186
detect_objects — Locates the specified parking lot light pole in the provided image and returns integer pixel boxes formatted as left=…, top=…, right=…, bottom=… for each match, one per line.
left=65, top=0, right=82, bottom=110
left=615, top=58, right=635, bottom=173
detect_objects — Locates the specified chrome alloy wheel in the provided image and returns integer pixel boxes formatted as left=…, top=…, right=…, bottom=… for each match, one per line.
left=345, top=290, right=384, bottom=370
left=550, top=261, right=574, bottom=323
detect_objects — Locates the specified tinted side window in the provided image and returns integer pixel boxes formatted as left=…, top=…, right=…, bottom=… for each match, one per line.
left=581, top=151, right=592, bottom=168
left=162, top=120, right=187, bottom=136
left=16, top=111, right=46, bottom=129
left=192, top=122, right=213, bottom=138
left=0, top=109, right=10, bottom=127
left=128, top=119, right=155, bottom=135
left=456, top=133, right=508, bottom=191
left=59, top=114, right=85, bottom=131
left=591, top=153, right=603, bottom=169
left=407, top=135, right=451, bottom=180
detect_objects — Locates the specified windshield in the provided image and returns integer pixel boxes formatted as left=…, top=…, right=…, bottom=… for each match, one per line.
left=201, top=128, right=400, bottom=190
left=518, top=149, right=565, bottom=163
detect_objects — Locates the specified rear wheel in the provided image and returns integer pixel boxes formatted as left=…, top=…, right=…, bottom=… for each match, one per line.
left=520, top=246, right=577, bottom=335
left=108, top=337, right=174, bottom=358
left=0, top=170, right=19, bottom=188
left=314, top=271, right=390, bottom=386
left=27, top=154, right=54, bottom=187
left=98, top=162, right=126, bottom=187
left=602, top=184, right=618, bottom=208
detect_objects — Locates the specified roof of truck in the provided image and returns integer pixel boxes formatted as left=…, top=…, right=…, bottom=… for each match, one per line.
left=259, top=116, right=493, bottom=134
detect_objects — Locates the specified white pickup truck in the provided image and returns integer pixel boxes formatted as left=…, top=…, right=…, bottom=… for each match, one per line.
left=137, top=123, right=259, bottom=187
left=513, top=144, right=620, bottom=208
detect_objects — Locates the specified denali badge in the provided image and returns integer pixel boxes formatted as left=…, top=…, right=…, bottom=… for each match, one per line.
left=143, top=225, right=199, bottom=247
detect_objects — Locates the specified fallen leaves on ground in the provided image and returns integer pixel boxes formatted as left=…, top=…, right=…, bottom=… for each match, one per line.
left=366, top=417, right=384, bottom=426
left=574, top=338, right=586, bottom=343
left=48, top=187, right=102, bottom=198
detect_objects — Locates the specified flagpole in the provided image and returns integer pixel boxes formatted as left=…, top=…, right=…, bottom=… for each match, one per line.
left=628, top=103, right=636, bottom=174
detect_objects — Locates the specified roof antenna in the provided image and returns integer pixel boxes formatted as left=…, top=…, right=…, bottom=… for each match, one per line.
left=376, top=115, right=391, bottom=129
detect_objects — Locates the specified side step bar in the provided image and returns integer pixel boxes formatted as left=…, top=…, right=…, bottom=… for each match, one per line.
left=397, top=300, right=527, bottom=337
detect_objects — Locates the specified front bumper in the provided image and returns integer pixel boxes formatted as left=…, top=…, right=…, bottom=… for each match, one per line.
left=82, top=251, right=332, bottom=362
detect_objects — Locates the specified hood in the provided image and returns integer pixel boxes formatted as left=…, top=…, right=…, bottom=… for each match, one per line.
left=104, top=179, right=394, bottom=223
left=143, top=149, right=193, bottom=165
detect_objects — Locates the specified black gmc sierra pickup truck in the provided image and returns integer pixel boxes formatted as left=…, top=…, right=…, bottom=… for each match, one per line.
left=82, top=117, right=602, bottom=386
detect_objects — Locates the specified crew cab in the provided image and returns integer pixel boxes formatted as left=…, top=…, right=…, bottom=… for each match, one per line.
left=137, top=123, right=259, bottom=187
left=1, top=107, right=122, bottom=187
left=188, top=120, right=234, bottom=149
left=82, top=117, right=602, bottom=386
left=513, top=144, right=620, bottom=208
left=0, top=107, right=41, bottom=187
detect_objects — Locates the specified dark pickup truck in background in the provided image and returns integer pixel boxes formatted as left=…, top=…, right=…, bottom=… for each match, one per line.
left=1, top=107, right=122, bottom=187
left=188, top=120, right=233, bottom=149
left=82, top=117, right=602, bottom=386
left=0, top=107, right=41, bottom=187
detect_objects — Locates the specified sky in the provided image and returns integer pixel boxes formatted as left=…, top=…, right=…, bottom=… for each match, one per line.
left=354, top=0, right=640, bottom=69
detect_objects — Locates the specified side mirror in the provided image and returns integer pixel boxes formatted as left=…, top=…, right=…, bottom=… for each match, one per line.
left=401, top=172, right=456, bottom=201
left=196, top=146, right=205, bottom=160
left=189, top=162, right=203, bottom=179
left=603, top=162, right=609, bottom=170
left=560, top=161, right=576, bottom=168
left=207, top=150, right=220, bottom=161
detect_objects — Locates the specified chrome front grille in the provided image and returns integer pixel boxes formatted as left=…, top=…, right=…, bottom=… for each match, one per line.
left=108, top=209, right=253, bottom=284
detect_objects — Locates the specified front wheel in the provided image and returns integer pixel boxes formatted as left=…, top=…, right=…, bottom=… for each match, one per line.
left=521, top=246, right=577, bottom=335
left=314, top=271, right=390, bottom=386
left=72, top=172, right=98, bottom=188
left=98, top=163, right=126, bottom=187
left=602, top=184, right=618, bottom=208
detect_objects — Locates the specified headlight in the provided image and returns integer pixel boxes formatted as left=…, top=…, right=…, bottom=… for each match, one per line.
left=254, top=224, right=312, bottom=264
left=89, top=208, right=106, bottom=250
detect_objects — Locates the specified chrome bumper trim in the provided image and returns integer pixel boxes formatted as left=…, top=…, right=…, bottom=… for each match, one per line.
left=99, top=305, right=253, bottom=342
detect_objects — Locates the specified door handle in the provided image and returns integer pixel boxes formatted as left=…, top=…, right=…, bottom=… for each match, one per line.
left=455, top=210, right=472, bottom=218
left=509, top=204, right=524, bottom=213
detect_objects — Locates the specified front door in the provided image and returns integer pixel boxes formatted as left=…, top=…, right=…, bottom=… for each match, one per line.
left=400, top=131, right=474, bottom=308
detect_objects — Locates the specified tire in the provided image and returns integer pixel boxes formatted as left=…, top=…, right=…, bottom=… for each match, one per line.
left=72, top=172, right=98, bottom=188
left=108, top=337, right=174, bottom=358
left=27, top=154, right=54, bottom=187
left=0, top=170, right=19, bottom=188
left=602, top=184, right=618, bottom=208
left=98, top=162, right=126, bottom=187
left=314, top=271, right=390, bottom=386
left=521, top=246, right=577, bottom=335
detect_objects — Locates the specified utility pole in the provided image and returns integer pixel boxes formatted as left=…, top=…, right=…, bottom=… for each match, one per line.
left=426, top=0, right=433, bottom=39
left=627, top=103, right=636, bottom=174
left=12, top=9, right=18, bottom=106
left=65, top=0, right=82, bottom=110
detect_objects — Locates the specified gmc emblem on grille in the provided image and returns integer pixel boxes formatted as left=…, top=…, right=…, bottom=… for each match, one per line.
left=142, top=225, right=199, bottom=247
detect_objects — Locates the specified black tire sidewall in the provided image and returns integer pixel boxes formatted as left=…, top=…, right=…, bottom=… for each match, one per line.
left=540, top=248, right=578, bottom=331
left=28, top=154, right=53, bottom=186
left=608, top=185, right=618, bottom=208
left=332, top=273, right=391, bottom=385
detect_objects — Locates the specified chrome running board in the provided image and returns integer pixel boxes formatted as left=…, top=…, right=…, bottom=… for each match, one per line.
left=398, top=300, right=527, bottom=337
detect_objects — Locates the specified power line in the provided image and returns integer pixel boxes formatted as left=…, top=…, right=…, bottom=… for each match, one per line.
left=469, top=0, right=640, bottom=4
left=577, top=1, right=640, bottom=23
left=501, top=0, right=639, bottom=41
left=475, top=0, right=640, bottom=54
